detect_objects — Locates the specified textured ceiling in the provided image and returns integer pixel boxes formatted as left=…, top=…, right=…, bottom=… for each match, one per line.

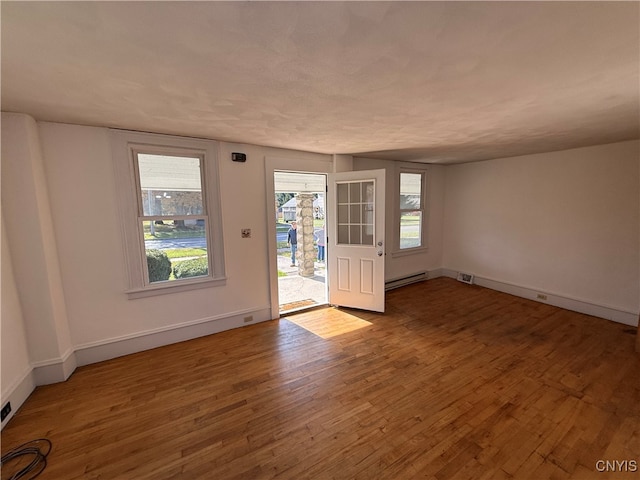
left=2, top=1, right=639, bottom=164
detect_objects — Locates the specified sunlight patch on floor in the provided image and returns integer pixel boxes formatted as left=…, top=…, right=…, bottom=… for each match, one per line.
left=285, top=308, right=372, bottom=339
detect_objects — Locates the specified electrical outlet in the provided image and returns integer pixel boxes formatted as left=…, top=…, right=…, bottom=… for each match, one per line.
left=537, top=294, right=548, bottom=301
left=243, top=315, right=253, bottom=323
left=1, top=402, right=12, bottom=422
left=241, top=229, right=251, bottom=238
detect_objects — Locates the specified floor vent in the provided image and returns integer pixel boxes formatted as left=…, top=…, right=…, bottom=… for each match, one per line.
left=385, top=272, right=428, bottom=291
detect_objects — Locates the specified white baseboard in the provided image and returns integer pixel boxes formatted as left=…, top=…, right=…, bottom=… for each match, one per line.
left=427, top=268, right=444, bottom=279
left=74, top=306, right=272, bottom=366
left=441, top=269, right=639, bottom=327
left=31, top=348, right=77, bottom=385
left=1, top=367, right=35, bottom=430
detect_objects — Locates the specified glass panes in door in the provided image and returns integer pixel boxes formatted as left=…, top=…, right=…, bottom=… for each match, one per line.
left=337, top=180, right=374, bottom=245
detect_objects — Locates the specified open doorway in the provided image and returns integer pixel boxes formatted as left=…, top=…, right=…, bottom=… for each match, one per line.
left=274, top=171, right=328, bottom=314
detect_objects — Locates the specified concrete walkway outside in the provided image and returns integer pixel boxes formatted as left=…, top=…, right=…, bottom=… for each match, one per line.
left=277, top=253, right=327, bottom=313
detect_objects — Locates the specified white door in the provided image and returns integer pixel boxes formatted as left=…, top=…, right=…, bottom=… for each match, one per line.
left=327, top=169, right=385, bottom=312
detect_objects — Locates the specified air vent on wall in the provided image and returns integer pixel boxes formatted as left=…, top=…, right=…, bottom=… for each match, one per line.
left=457, top=272, right=474, bottom=284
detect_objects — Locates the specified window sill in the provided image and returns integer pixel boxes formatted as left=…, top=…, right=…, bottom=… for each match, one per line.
left=126, top=276, right=227, bottom=299
left=390, top=247, right=429, bottom=258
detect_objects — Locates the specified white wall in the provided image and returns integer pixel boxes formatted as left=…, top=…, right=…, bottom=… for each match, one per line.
left=1, top=113, right=76, bottom=386
left=353, top=157, right=445, bottom=282
left=443, top=141, right=639, bottom=324
left=35, top=121, right=331, bottom=364
left=1, top=217, right=35, bottom=427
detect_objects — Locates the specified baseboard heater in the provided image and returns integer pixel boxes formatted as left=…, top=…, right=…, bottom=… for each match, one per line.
left=385, top=272, right=428, bottom=291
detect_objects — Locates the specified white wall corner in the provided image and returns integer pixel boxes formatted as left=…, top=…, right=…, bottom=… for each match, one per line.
left=441, top=268, right=459, bottom=280
left=1, top=367, right=36, bottom=430
left=31, top=349, right=77, bottom=386
left=2, top=113, right=75, bottom=367
left=427, top=268, right=444, bottom=279
left=332, top=154, right=353, bottom=172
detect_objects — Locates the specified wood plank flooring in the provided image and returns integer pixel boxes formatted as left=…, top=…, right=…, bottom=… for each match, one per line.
left=2, top=278, right=639, bottom=479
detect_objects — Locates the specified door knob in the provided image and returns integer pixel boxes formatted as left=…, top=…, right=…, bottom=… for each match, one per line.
left=377, top=241, right=383, bottom=246
left=377, top=251, right=383, bottom=256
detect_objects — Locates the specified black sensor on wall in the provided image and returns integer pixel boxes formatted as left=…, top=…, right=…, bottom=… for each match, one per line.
left=1, top=401, right=11, bottom=422
left=232, top=152, right=246, bottom=162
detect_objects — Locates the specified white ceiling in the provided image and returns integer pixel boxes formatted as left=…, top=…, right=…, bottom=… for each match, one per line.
left=2, top=1, right=639, bottom=164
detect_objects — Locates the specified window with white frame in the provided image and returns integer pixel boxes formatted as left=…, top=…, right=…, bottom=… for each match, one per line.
left=111, top=131, right=225, bottom=298
left=398, top=170, right=426, bottom=251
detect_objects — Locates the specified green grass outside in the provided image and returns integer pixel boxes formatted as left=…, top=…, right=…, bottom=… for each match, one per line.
left=400, top=231, right=420, bottom=239
left=400, top=214, right=420, bottom=223
left=163, top=248, right=207, bottom=259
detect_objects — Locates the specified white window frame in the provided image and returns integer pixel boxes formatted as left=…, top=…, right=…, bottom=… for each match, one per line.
left=393, top=166, right=428, bottom=256
left=111, top=130, right=226, bottom=298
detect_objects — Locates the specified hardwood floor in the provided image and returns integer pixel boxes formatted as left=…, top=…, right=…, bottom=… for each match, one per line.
left=2, top=278, right=639, bottom=479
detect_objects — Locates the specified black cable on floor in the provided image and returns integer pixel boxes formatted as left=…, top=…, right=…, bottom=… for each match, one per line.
left=1, top=438, right=52, bottom=480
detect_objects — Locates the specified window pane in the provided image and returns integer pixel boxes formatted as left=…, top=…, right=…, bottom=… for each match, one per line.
left=138, top=154, right=203, bottom=216
left=338, top=224, right=349, bottom=244
left=400, top=194, right=421, bottom=210
left=338, top=205, right=349, bottom=224
left=349, top=183, right=361, bottom=202
left=349, top=204, right=361, bottom=223
left=143, top=219, right=209, bottom=283
left=362, top=203, right=374, bottom=225
left=350, top=225, right=361, bottom=244
left=363, top=181, right=374, bottom=203
left=337, top=183, right=349, bottom=203
left=362, top=224, right=374, bottom=246
left=400, top=211, right=422, bottom=249
left=400, top=173, right=421, bottom=209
